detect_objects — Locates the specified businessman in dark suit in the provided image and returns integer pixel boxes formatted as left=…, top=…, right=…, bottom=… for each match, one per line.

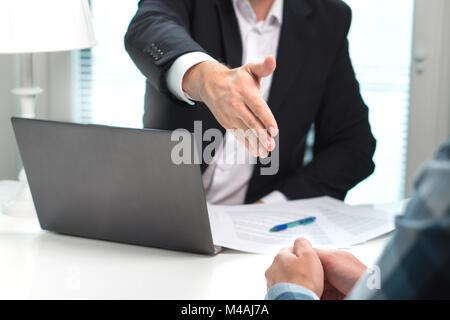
left=125, top=0, right=376, bottom=205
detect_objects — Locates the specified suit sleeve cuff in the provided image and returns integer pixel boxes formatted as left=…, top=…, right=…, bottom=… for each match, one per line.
left=166, top=51, right=216, bottom=105
left=265, top=283, right=320, bottom=300
left=261, top=191, right=289, bottom=204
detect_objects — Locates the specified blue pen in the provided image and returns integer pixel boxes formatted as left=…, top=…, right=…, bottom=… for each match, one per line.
left=269, top=216, right=316, bottom=232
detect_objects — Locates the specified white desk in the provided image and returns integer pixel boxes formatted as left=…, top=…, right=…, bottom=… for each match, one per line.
left=0, top=181, right=405, bottom=300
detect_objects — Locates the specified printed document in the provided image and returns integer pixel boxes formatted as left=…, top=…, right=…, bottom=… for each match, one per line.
left=208, top=197, right=396, bottom=254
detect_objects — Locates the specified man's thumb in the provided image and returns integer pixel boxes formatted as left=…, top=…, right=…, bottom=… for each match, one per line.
left=248, top=56, right=276, bottom=79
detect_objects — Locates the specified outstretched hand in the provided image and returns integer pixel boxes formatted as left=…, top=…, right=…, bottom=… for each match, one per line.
left=183, top=56, right=279, bottom=158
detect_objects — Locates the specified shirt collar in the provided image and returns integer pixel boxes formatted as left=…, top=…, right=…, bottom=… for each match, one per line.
left=269, top=0, right=284, bottom=25
left=234, top=0, right=284, bottom=26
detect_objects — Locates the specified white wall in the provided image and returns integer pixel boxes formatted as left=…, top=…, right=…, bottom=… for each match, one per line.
left=0, top=55, right=18, bottom=180
left=0, top=53, right=53, bottom=180
left=406, top=0, right=450, bottom=195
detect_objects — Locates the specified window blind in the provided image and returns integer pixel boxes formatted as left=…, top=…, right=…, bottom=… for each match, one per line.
left=73, top=1, right=146, bottom=128
left=73, top=48, right=93, bottom=123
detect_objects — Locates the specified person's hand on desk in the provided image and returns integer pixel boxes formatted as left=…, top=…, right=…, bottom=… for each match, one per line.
left=265, top=238, right=324, bottom=298
left=315, top=249, right=367, bottom=300
left=182, top=56, right=279, bottom=158
left=265, top=237, right=368, bottom=300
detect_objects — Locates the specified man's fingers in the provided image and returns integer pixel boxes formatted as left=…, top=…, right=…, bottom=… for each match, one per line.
left=314, top=248, right=332, bottom=260
left=233, top=115, right=271, bottom=158
left=247, top=56, right=277, bottom=79
left=233, top=120, right=260, bottom=158
left=238, top=107, right=271, bottom=153
left=244, top=92, right=279, bottom=138
left=279, top=246, right=295, bottom=255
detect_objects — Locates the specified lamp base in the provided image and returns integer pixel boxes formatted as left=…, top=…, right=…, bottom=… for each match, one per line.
left=2, top=169, right=36, bottom=218
left=3, top=53, right=40, bottom=218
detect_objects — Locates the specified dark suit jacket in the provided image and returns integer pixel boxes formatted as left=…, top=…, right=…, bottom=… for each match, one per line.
left=125, top=0, right=376, bottom=203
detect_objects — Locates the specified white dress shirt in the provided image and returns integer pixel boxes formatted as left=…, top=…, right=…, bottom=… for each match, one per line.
left=166, top=0, right=287, bottom=205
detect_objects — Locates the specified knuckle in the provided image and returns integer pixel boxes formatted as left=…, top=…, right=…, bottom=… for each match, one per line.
left=247, top=92, right=260, bottom=105
left=229, top=98, right=241, bottom=111
left=281, top=246, right=292, bottom=253
left=302, top=249, right=315, bottom=259
left=242, top=63, right=253, bottom=73
left=240, top=87, right=252, bottom=100
left=295, top=238, right=311, bottom=249
left=236, top=68, right=249, bottom=80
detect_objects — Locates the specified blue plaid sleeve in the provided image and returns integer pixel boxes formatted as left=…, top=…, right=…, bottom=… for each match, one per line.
left=347, top=138, right=450, bottom=300
left=265, top=283, right=319, bottom=300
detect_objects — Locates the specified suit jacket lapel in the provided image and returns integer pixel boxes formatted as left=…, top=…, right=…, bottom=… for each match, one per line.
left=215, top=0, right=313, bottom=99
left=267, top=0, right=314, bottom=113
left=215, top=0, right=243, bottom=68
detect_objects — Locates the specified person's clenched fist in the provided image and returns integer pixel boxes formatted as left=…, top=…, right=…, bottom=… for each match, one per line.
left=265, top=238, right=324, bottom=298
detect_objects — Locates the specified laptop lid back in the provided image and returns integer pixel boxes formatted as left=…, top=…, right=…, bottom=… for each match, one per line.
left=11, top=118, right=215, bottom=255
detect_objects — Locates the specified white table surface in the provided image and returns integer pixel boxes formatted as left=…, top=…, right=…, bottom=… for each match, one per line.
left=0, top=180, right=405, bottom=300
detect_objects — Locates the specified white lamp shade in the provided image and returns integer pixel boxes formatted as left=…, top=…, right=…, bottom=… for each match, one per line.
left=0, top=0, right=97, bottom=54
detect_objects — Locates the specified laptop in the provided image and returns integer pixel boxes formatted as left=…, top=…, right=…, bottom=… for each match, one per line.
left=11, top=117, right=221, bottom=255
